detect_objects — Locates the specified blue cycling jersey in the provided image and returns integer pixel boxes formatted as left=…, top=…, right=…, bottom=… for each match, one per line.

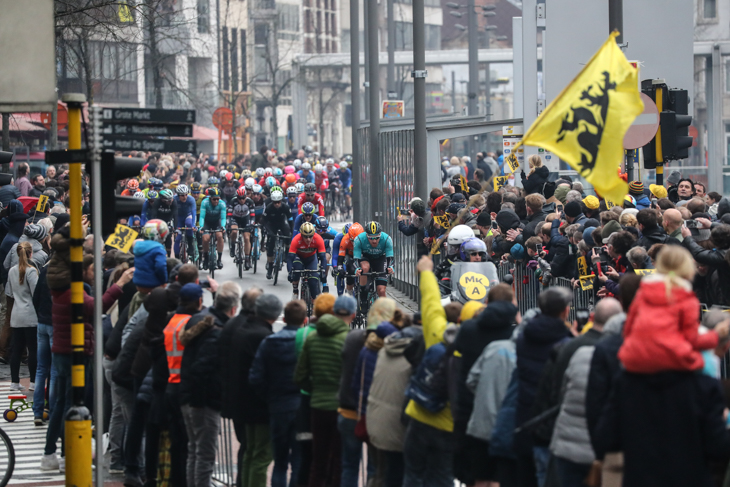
left=297, top=171, right=315, bottom=184
left=176, top=195, right=197, bottom=227
left=332, top=232, right=344, bottom=267
left=353, top=232, right=394, bottom=260
left=292, top=213, right=317, bottom=237
left=337, top=168, right=352, bottom=188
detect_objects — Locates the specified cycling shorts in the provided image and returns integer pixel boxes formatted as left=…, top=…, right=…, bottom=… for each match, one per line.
left=360, top=255, right=389, bottom=285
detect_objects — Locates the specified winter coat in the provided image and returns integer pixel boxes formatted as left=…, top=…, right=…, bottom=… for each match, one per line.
left=338, top=328, right=368, bottom=411
left=453, top=300, right=517, bottom=424
left=521, top=166, right=550, bottom=195
left=367, top=326, right=421, bottom=451
left=0, top=211, right=30, bottom=283
left=594, top=371, right=730, bottom=487
left=233, top=315, right=274, bottom=424
left=0, top=185, right=21, bottom=207
left=466, top=338, right=516, bottom=441
left=618, top=274, right=718, bottom=373
left=351, top=323, right=398, bottom=416
left=294, top=313, right=349, bottom=410
left=520, top=211, right=548, bottom=241
left=489, top=370, right=519, bottom=459
left=634, top=194, right=651, bottom=210
left=549, top=345, right=597, bottom=464
left=218, top=309, right=255, bottom=421
left=132, top=240, right=168, bottom=288
left=32, top=263, right=52, bottom=325
left=636, top=225, right=677, bottom=250
left=113, top=320, right=145, bottom=390
left=5, top=235, right=48, bottom=272
left=514, top=312, right=571, bottom=451
left=249, top=324, right=301, bottom=414
left=683, top=236, right=730, bottom=306
left=179, top=306, right=230, bottom=410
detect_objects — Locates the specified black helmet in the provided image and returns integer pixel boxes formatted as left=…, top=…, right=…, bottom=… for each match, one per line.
left=304, top=182, right=317, bottom=194
left=365, top=221, right=381, bottom=237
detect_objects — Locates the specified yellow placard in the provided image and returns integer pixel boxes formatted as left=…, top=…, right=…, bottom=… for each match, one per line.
left=493, top=176, right=509, bottom=192
left=433, top=215, right=452, bottom=231
left=634, top=269, right=656, bottom=276
left=430, top=238, right=441, bottom=255
left=604, top=198, right=621, bottom=209
left=458, top=271, right=489, bottom=300
left=505, top=153, right=521, bottom=173
left=459, top=175, right=468, bottom=192
left=577, top=255, right=589, bottom=277
left=36, top=194, right=49, bottom=212
left=579, top=275, right=594, bottom=291
left=105, top=224, right=139, bottom=253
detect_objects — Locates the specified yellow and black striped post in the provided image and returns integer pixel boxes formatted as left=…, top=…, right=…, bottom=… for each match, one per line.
left=63, top=93, right=92, bottom=487
left=654, top=85, right=664, bottom=186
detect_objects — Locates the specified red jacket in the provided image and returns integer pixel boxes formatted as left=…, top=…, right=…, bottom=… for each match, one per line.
left=619, top=275, right=718, bottom=373
left=51, top=284, right=124, bottom=355
left=297, top=193, right=325, bottom=217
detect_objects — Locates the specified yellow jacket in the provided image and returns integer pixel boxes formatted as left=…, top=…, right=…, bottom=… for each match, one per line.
left=404, top=270, right=454, bottom=432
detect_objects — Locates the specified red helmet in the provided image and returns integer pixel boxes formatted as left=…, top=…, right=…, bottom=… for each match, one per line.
left=285, top=174, right=297, bottom=184
left=236, top=187, right=247, bottom=197
left=225, top=172, right=234, bottom=181
left=127, top=179, right=139, bottom=191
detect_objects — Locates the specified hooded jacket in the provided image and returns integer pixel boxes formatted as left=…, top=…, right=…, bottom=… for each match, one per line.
left=453, top=300, right=517, bottom=424
left=351, top=323, right=399, bottom=416
left=294, top=313, right=349, bottom=410
left=219, top=309, right=255, bottom=422
left=367, top=326, right=421, bottom=451
left=521, top=166, right=550, bottom=195
left=682, top=236, right=730, bottom=306
left=132, top=240, right=168, bottom=288
left=249, top=324, right=301, bottom=415
left=4, top=234, right=48, bottom=272
left=0, top=205, right=30, bottom=283
left=619, top=275, right=718, bottom=373
left=637, top=225, right=676, bottom=250
left=634, top=194, right=651, bottom=210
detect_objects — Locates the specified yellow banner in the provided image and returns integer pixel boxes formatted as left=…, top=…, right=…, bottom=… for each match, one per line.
left=512, top=32, right=642, bottom=203
left=430, top=239, right=441, bottom=255
left=579, top=275, right=594, bottom=291
left=105, top=224, right=139, bottom=253
left=36, top=194, right=49, bottom=212
left=505, top=153, right=521, bottom=173
left=493, top=176, right=509, bottom=192
left=459, top=175, right=468, bottom=192
left=634, top=269, right=656, bottom=276
left=577, top=256, right=590, bottom=277
left=433, top=215, right=452, bottom=230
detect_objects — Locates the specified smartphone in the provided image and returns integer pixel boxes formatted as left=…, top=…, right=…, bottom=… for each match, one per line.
left=576, top=308, right=591, bottom=332
left=651, top=198, right=658, bottom=209
left=491, top=221, right=499, bottom=230
left=685, top=219, right=701, bottom=229
left=556, top=204, right=564, bottom=214
left=534, top=242, right=542, bottom=255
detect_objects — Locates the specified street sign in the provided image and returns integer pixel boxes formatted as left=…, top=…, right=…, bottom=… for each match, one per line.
left=101, top=136, right=197, bottom=153
left=623, top=93, right=659, bottom=150
left=212, top=107, right=234, bottom=132
left=102, top=122, right=193, bottom=137
left=101, top=108, right=196, bottom=124
left=40, top=102, right=68, bottom=131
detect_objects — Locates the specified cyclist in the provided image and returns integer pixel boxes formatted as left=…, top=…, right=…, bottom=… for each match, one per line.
left=287, top=221, right=327, bottom=302
left=255, top=167, right=266, bottom=186
left=229, top=186, right=256, bottom=269
left=353, top=221, right=394, bottom=299
left=121, top=178, right=139, bottom=197
left=174, top=184, right=197, bottom=262
left=143, top=189, right=177, bottom=255
left=262, top=189, right=292, bottom=279
left=293, top=202, right=318, bottom=237
left=337, top=222, right=364, bottom=295
left=298, top=162, right=315, bottom=184
left=199, top=187, right=227, bottom=270
left=221, top=172, right=240, bottom=201
left=332, top=223, right=352, bottom=295
left=336, top=161, right=352, bottom=213
left=297, top=183, right=325, bottom=216
left=315, top=216, right=336, bottom=293
left=314, top=164, right=329, bottom=190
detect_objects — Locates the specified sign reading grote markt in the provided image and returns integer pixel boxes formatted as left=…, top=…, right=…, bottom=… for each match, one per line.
left=98, top=108, right=197, bottom=153
left=101, top=108, right=196, bottom=124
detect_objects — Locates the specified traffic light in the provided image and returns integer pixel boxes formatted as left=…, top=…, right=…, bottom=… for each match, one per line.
left=96, top=153, right=146, bottom=235
left=660, top=89, right=692, bottom=161
left=640, top=79, right=662, bottom=170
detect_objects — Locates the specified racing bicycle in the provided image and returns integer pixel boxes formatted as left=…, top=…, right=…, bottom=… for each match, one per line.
left=250, top=225, right=262, bottom=274
left=271, top=233, right=289, bottom=285
left=0, top=426, right=14, bottom=486
left=201, top=228, right=223, bottom=279
left=176, top=227, right=195, bottom=264
left=352, top=271, right=391, bottom=328
left=292, top=268, right=321, bottom=318
left=235, top=230, right=245, bottom=278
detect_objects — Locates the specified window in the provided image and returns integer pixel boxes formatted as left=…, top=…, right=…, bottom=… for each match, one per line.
left=197, top=0, right=210, bottom=33
left=703, top=0, right=716, bottom=19
left=255, top=23, right=269, bottom=44
left=277, top=4, right=300, bottom=33
left=395, top=21, right=413, bottom=50
left=425, top=24, right=440, bottom=50
left=342, top=29, right=350, bottom=52
left=726, top=60, right=730, bottom=92
left=277, top=70, right=292, bottom=98
left=120, top=48, right=137, bottom=81
left=254, top=45, right=270, bottom=81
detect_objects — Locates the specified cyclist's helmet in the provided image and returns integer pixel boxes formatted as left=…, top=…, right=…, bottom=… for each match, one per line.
left=133, top=191, right=146, bottom=199
left=274, top=167, right=283, bottom=177
left=301, top=202, right=316, bottom=215
left=219, top=170, right=228, bottom=179
left=339, top=161, right=348, bottom=169
left=304, top=183, right=317, bottom=195
left=286, top=186, right=297, bottom=196
left=300, top=222, right=316, bottom=238
left=255, top=168, right=265, bottom=177
left=316, top=216, right=329, bottom=230
left=176, top=184, right=189, bottom=196
left=207, top=187, right=221, bottom=198
left=285, top=174, right=297, bottom=184
left=293, top=159, right=302, bottom=169
left=208, top=176, right=220, bottom=187
left=244, top=177, right=256, bottom=189
left=159, top=189, right=174, bottom=201
left=190, top=182, right=202, bottom=194
left=295, top=183, right=305, bottom=194
left=271, top=185, right=283, bottom=194
left=225, top=173, right=234, bottom=181
left=142, top=219, right=169, bottom=243
left=284, top=165, right=296, bottom=174
left=147, top=190, right=158, bottom=199
left=227, top=164, right=236, bottom=173
left=302, top=162, right=312, bottom=171
left=236, top=187, right=247, bottom=197
left=265, top=176, right=277, bottom=188
left=326, top=158, right=335, bottom=165
left=314, top=164, right=324, bottom=174
left=365, top=221, right=382, bottom=238
left=348, top=222, right=364, bottom=240
left=460, top=238, right=488, bottom=261
left=127, top=179, right=139, bottom=191
left=270, top=190, right=284, bottom=202
left=264, top=167, right=273, bottom=176
left=343, top=223, right=352, bottom=235
left=345, top=155, right=353, bottom=162
left=241, top=169, right=252, bottom=179
left=447, top=224, right=475, bottom=247
left=253, top=184, right=264, bottom=194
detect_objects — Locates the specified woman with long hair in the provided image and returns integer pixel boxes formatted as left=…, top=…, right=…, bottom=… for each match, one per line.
left=6, top=241, right=39, bottom=391
left=520, top=154, right=550, bottom=195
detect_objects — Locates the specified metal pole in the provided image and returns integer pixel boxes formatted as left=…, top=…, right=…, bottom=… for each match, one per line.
left=350, top=0, right=362, bottom=222
left=386, top=0, right=395, bottom=99
left=50, top=103, right=58, bottom=150
left=467, top=0, right=478, bottom=117
left=521, top=0, right=538, bottom=171
left=63, top=92, right=92, bottom=487
left=709, top=47, right=724, bottom=193
left=1, top=114, right=8, bottom=152
left=90, top=104, right=105, bottom=487
left=363, top=0, right=370, bottom=112
left=413, top=0, right=428, bottom=200
left=451, top=70, right=456, bottom=113
left=484, top=30, right=491, bottom=120
left=367, top=0, right=382, bottom=218
left=608, top=0, right=623, bottom=44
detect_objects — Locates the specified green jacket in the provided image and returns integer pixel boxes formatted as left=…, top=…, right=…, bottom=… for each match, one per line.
left=294, top=314, right=349, bottom=410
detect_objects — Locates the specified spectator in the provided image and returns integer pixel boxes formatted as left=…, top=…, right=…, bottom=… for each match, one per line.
left=521, top=194, right=548, bottom=240
left=15, top=163, right=32, bottom=197
left=29, top=174, right=46, bottom=198
left=563, top=201, right=588, bottom=226
left=521, top=155, right=549, bottom=195
left=636, top=209, right=676, bottom=250
left=681, top=223, right=730, bottom=306
left=628, top=181, right=650, bottom=209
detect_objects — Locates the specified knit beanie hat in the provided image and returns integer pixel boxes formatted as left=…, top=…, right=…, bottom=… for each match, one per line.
left=24, top=223, right=48, bottom=241
left=564, top=201, right=582, bottom=218
left=628, top=181, right=644, bottom=196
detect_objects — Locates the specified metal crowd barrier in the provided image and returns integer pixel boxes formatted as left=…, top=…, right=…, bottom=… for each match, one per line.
left=213, top=418, right=237, bottom=486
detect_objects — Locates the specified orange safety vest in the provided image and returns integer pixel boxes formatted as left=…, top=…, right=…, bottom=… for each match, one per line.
left=164, top=313, right=192, bottom=383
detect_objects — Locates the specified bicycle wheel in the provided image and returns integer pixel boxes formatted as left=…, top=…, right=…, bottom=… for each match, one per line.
left=210, top=245, right=216, bottom=279
left=237, top=236, right=243, bottom=279
left=252, top=232, right=259, bottom=274
left=0, top=427, right=16, bottom=487
left=273, top=244, right=280, bottom=286
left=302, top=279, right=312, bottom=318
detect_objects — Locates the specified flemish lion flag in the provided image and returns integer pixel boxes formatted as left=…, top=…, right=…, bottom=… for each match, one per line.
left=513, top=31, right=642, bottom=203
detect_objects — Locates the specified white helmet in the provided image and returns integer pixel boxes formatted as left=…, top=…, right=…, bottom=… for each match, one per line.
left=326, top=158, right=334, bottom=165
left=293, top=159, right=302, bottom=168
left=447, top=224, right=475, bottom=247
left=255, top=168, right=265, bottom=177
left=264, top=167, right=273, bottom=175
left=302, top=162, right=311, bottom=170
left=270, top=190, right=283, bottom=202
left=219, top=170, right=228, bottom=179
left=339, top=161, right=348, bottom=169
left=295, top=182, right=305, bottom=193
left=253, top=184, right=263, bottom=194
left=314, top=164, right=323, bottom=173
left=286, top=186, right=297, bottom=196
left=133, top=191, right=146, bottom=199
left=244, top=177, right=256, bottom=189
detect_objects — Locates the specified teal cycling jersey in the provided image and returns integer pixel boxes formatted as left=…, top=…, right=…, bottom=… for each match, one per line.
left=353, top=232, right=394, bottom=260
left=199, top=198, right=227, bottom=229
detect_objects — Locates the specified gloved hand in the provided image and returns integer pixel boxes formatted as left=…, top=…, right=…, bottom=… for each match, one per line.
left=288, top=271, right=294, bottom=283
left=320, top=269, right=327, bottom=281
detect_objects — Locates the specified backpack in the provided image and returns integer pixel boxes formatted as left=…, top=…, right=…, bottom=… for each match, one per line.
left=405, top=341, right=456, bottom=413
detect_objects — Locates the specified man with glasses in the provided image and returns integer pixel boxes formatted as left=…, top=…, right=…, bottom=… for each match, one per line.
left=353, top=221, right=394, bottom=299
left=262, top=190, right=292, bottom=279
left=293, top=202, right=318, bottom=237
left=229, top=187, right=256, bottom=270
left=199, top=188, right=227, bottom=270
left=297, top=183, right=325, bottom=216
